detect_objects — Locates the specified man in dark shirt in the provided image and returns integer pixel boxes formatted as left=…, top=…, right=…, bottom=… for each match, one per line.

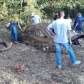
left=74, top=12, right=84, bottom=33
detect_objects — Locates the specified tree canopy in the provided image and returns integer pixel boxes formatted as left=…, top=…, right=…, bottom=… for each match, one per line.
left=36, top=0, right=84, bottom=18
left=0, top=0, right=84, bottom=22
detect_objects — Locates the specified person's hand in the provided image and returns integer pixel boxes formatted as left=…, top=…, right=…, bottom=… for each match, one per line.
left=69, top=40, right=72, bottom=44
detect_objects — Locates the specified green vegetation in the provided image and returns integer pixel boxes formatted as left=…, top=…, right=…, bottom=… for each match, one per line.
left=36, top=0, right=84, bottom=18
left=0, top=0, right=84, bottom=23
left=0, top=0, right=31, bottom=25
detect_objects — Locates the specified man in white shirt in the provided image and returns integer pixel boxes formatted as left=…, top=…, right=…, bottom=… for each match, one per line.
left=31, top=13, right=41, bottom=25
left=47, top=11, right=81, bottom=69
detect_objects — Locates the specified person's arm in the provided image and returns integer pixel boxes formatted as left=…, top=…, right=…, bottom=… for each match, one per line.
left=74, top=17, right=79, bottom=30
left=67, top=21, right=72, bottom=44
left=18, top=23, right=23, bottom=31
left=47, top=22, right=56, bottom=37
left=6, top=22, right=11, bottom=29
left=68, top=30, right=72, bottom=44
left=39, top=16, right=41, bottom=23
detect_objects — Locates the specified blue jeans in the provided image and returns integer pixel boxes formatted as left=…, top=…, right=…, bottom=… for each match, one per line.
left=55, top=43, right=77, bottom=66
left=75, top=26, right=82, bottom=33
left=11, top=27, right=18, bottom=42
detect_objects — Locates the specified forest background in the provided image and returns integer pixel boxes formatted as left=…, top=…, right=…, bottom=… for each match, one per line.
left=0, top=0, right=84, bottom=26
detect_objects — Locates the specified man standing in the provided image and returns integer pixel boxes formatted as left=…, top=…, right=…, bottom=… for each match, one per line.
left=47, top=11, right=81, bottom=69
left=31, top=13, right=41, bottom=25
left=7, top=21, right=22, bottom=43
left=74, top=12, right=84, bottom=33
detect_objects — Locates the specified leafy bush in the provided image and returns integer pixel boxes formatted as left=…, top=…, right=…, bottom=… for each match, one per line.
left=36, top=0, right=84, bottom=19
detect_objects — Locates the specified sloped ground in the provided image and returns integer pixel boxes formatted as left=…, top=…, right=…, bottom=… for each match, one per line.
left=0, top=22, right=84, bottom=84
left=0, top=43, right=84, bottom=84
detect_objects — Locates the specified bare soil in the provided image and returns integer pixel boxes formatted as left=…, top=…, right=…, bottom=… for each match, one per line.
left=0, top=43, right=83, bottom=84
left=0, top=22, right=84, bottom=84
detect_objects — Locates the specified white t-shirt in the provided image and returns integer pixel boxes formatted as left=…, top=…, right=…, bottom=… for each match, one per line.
left=47, top=18, right=71, bottom=43
left=31, top=15, right=41, bottom=25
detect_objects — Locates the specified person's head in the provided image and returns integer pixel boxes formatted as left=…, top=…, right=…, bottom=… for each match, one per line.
left=77, top=12, right=82, bottom=17
left=58, top=11, right=65, bottom=18
left=53, top=12, right=59, bottom=20
left=31, top=12, right=35, bottom=16
left=67, top=14, right=71, bottom=19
